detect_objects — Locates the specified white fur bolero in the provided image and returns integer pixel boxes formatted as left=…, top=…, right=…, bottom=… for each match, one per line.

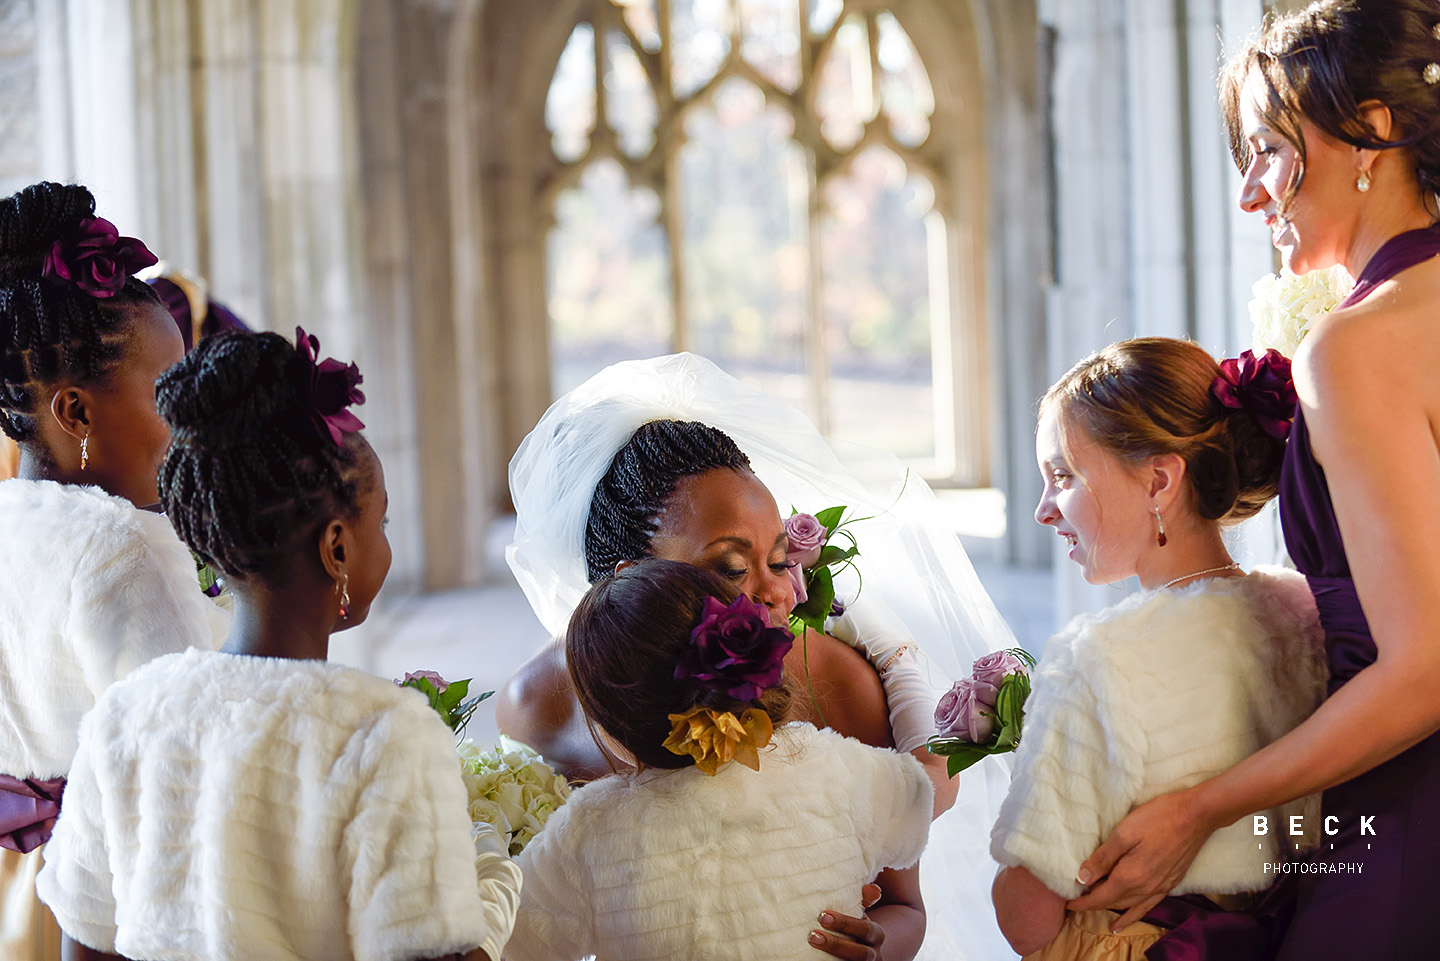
left=507, top=722, right=932, bottom=961
left=36, top=648, right=520, bottom=961
left=990, top=567, right=1327, bottom=898
left=0, top=479, right=228, bottom=779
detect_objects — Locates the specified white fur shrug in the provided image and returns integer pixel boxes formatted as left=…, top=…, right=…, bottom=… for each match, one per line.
left=991, top=567, right=1327, bottom=898
left=0, top=479, right=229, bottom=779
left=507, top=722, right=932, bottom=961
left=36, top=649, right=520, bottom=961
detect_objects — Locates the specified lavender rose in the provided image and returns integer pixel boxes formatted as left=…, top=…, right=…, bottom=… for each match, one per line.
left=785, top=561, right=808, bottom=606
left=784, top=512, right=827, bottom=569
left=935, top=677, right=995, bottom=744
left=400, top=670, right=448, bottom=693
left=970, top=650, right=1028, bottom=693
left=41, top=217, right=157, bottom=299
left=675, top=595, right=795, bottom=702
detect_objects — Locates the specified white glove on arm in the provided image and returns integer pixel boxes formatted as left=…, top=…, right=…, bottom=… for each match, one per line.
left=827, top=596, right=938, bottom=753
left=471, top=821, right=524, bottom=960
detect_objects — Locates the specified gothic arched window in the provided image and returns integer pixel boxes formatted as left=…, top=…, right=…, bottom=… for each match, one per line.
left=543, top=0, right=964, bottom=473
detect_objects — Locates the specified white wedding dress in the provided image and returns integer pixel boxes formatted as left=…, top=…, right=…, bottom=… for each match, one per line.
left=507, top=353, right=1019, bottom=960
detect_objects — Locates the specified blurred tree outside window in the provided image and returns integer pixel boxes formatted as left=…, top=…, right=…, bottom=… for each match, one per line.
left=544, top=0, right=951, bottom=469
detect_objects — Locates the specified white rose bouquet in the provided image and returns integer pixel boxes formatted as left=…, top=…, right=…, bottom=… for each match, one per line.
left=1248, top=265, right=1352, bottom=357
left=456, top=736, right=571, bottom=856
left=399, top=671, right=570, bottom=857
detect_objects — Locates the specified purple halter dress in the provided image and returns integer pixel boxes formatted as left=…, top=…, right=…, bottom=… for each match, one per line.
left=1275, top=225, right=1440, bottom=961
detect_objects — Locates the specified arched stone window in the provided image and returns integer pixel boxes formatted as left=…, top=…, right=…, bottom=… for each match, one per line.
left=540, top=0, right=986, bottom=479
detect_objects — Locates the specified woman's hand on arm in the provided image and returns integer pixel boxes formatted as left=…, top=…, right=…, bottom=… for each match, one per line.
left=1071, top=316, right=1440, bottom=926
left=809, top=868, right=924, bottom=961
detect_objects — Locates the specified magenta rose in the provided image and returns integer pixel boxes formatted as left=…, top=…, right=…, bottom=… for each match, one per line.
left=400, top=670, right=448, bottom=693
left=785, top=512, right=827, bottom=569
left=41, top=217, right=157, bottom=298
left=296, top=326, right=366, bottom=446
left=675, top=595, right=795, bottom=702
left=1211, top=348, right=1297, bottom=440
left=935, top=677, right=995, bottom=743
left=970, top=650, right=1028, bottom=693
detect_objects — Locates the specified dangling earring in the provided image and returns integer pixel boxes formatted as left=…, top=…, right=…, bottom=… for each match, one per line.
left=1356, top=169, right=1372, bottom=193
left=80, top=434, right=89, bottom=472
left=1154, top=506, right=1167, bottom=547
left=337, top=573, right=350, bottom=619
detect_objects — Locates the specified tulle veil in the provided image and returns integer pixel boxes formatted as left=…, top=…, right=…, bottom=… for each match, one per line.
left=507, top=352, right=1020, bottom=959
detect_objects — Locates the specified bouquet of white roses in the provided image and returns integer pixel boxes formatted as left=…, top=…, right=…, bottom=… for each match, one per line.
left=457, top=736, right=571, bottom=856
left=1249, top=265, right=1352, bottom=358
left=399, top=671, right=569, bottom=856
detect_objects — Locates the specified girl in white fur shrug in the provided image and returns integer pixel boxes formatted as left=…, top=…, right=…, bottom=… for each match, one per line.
left=0, top=182, right=228, bottom=961
left=37, top=330, right=520, bottom=961
left=506, top=558, right=933, bottom=961
left=991, top=339, right=1327, bottom=960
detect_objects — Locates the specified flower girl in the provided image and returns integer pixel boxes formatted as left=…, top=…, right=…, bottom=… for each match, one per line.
left=990, top=338, right=1327, bottom=959
left=0, top=182, right=227, bottom=961
left=36, top=329, right=520, bottom=961
left=506, top=557, right=932, bottom=961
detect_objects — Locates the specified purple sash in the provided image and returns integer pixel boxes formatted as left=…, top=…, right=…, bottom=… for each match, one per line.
left=1139, top=878, right=1294, bottom=961
left=0, top=774, right=65, bottom=853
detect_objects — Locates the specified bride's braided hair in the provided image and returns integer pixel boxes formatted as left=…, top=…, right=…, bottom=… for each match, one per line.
left=583, top=419, right=752, bottom=582
left=0, top=182, right=161, bottom=443
left=156, top=329, right=365, bottom=583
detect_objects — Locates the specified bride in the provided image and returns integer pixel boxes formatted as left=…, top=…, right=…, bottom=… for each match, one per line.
left=497, top=352, right=1019, bottom=960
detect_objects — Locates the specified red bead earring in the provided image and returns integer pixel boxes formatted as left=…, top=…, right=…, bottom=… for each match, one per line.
left=1154, top=506, right=1167, bottom=547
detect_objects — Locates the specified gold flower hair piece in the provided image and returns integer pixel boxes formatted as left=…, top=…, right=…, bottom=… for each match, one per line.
left=1425, top=62, right=1440, bottom=86
left=662, top=706, right=774, bottom=776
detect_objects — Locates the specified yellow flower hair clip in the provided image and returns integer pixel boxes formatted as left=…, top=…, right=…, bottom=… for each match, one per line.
left=662, top=706, right=774, bottom=775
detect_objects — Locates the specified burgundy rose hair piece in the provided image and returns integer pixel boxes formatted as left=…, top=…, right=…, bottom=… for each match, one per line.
left=294, top=326, right=366, bottom=447
left=1211, top=348, right=1297, bottom=440
left=674, top=595, right=794, bottom=703
left=41, top=217, right=157, bottom=299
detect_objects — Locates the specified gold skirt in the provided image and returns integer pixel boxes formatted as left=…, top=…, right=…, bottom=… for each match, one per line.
left=0, top=846, right=62, bottom=961
left=1023, top=909, right=1165, bottom=961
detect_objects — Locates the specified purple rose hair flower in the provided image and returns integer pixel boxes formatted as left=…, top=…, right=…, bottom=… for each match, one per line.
left=41, top=217, right=157, bottom=299
left=675, top=595, right=795, bottom=703
left=1211, top=348, right=1298, bottom=440
left=295, top=326, right=366, bottom=447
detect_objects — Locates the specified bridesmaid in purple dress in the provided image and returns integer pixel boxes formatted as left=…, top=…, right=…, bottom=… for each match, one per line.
left=1064, top=3, right=1440, bottom=957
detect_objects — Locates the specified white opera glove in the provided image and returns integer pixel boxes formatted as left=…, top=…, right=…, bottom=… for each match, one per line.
left=828, top=596, right=937, bottom=753
left=471, top=821, right=524, bottom=960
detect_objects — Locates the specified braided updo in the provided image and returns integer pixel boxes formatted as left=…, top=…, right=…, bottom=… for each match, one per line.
left=1220, top=0, right=1440, bottom=206
left=583, top=419, right=753, bottom=582
left=0, top=182, right=162, bottom=443
left=157, top=329, right=367, bottom=583
left=1042, top=337, right=1286, bottom=524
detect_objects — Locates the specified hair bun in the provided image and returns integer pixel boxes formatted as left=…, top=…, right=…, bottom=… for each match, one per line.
left=157, top=329, right=306, bottom=441
left=0, top=182, right=98, bottom=272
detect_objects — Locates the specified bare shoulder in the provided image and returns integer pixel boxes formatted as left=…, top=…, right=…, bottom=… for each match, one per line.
left=495, top=637, right=573, bottom=737
left=787, top=631, right=892, bottom=748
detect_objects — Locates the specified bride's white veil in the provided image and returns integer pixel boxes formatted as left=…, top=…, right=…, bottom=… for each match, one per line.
left=507, top=353, right=1019, bottom=959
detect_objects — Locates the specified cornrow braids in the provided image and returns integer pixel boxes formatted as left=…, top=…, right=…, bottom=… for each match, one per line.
left=583, top=419, right=753, bottom=582
left=0, top=182, right=161, bottom=443
left=157, top=329, right=366, bottom=584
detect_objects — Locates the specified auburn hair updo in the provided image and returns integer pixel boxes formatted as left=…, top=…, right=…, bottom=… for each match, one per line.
left=1041, top=337, right=1286, bottom=524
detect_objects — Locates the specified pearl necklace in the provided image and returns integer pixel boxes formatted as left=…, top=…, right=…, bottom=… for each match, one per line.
left=1158, top=563, right=1242, bottom=591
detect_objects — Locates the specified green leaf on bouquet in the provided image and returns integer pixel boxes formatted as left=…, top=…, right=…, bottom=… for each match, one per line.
left=816, top=543, right=859, bottom=567
left=813, top=505, right=847, bottom=535
left=789, top=565, right=836, bottom=635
